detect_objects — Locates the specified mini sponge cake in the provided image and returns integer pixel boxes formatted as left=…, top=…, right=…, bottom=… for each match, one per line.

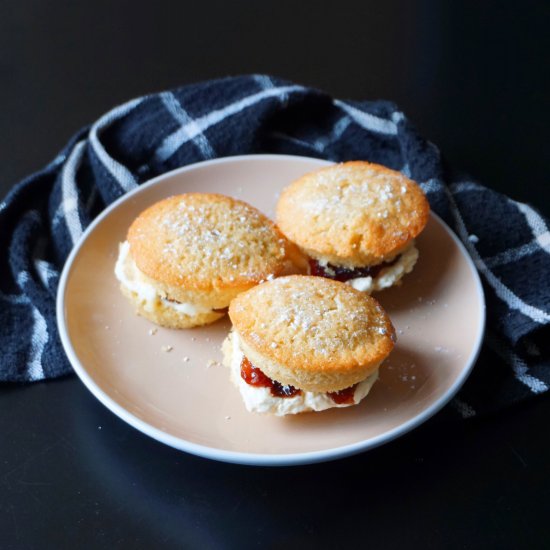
left=115, top=193, right=295, bottom=328
left=276, top=161, right=430, bottom=293
left=223, top=275, right=395, bottom=415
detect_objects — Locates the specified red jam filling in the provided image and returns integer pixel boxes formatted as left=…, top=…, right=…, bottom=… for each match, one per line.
left=240, top=357, right=357, bottom=403
left=240, top=357, right=302, bottom=398
left=308, top=255, right=400, bottom=282
left=327, top=385, right=358, bottom=405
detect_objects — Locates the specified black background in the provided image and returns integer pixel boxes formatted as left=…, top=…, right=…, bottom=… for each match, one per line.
left=1, top=1, right=549, bottom=548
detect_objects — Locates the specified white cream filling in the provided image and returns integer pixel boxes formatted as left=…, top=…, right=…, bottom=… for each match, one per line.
left=347, top=244, right=419, bottom=293
left=114, top=241, right=212, bottom=316
left=229, top=331, right=379, bottom=416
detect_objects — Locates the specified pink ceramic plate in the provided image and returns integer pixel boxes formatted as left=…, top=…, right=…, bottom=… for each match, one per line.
left=57, top=155, right=485, bottom=466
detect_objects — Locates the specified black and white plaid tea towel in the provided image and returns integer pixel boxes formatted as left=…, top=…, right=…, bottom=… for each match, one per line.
left=1, top=75, right=548, bottom=417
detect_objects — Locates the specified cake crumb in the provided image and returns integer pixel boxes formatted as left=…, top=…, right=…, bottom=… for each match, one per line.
left=207, top=359, right=220, bottom=368
left=182, top=356, right=190, bottom=362
left=148, top=328, right=158, bottom=336
left=225, top=416, right=231, bottom=420
left=161, top=345, right=173, bottom=352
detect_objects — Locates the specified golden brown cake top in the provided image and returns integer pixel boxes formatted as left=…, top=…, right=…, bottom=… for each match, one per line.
left=276, top=161, right=430, bottom=266
left=229, top=275, right=395, bottom=391
left=127, top=193, right=292, bottom=291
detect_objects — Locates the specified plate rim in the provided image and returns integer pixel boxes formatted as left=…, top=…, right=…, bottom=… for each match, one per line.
left=56, top=154, right=486, bottom=466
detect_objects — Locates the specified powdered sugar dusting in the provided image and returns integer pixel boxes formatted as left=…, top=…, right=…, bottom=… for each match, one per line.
left=300, top=166, right=410, bottom=223
left=131, top=195, right=288, bottom=284
left=236, top=277, right=394, bottom=360
left=281, top=164, right=427, bottom=257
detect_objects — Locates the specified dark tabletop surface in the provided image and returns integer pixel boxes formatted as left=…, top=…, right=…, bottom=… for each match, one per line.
left=1, top=1, right=549, bottom=548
